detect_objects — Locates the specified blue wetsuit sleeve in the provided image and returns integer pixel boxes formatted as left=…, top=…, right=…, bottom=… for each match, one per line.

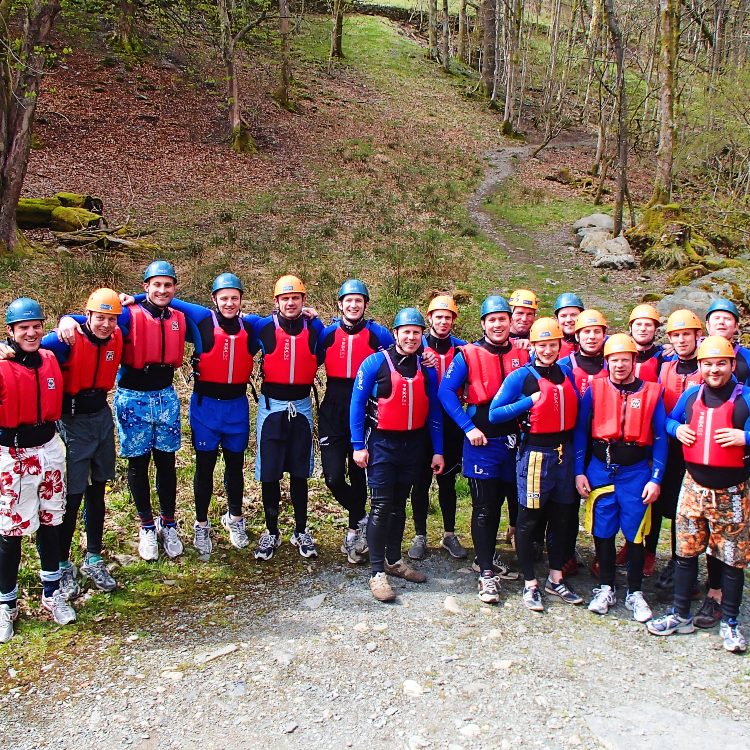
left=574, top=389, right=594, bottom=475
left=373, top=323, right=395, bottom=349
left=742, top=391, right=750, bottom=444
left=650, top=400, right=668, bottom=484
left=40, top=332, right=70, bottom=364
left=426, top=368, right=444, bottom=455
left=438, top=352, right=474, bottom=434
left=666, top=389, right=692, bottom=438
left=488, top=368, right=533, bottom=423
left=350, top=352, right=383, bottom=451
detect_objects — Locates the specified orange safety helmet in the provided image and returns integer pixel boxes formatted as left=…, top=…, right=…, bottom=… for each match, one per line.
left=603, top=333, right=637, bottom=358
left=427, top=295, right=459, bottom=317
left=508, top=288, right=539, bottom=310
left=696, top=335, right=735, bottom=360
left=86, top=288, right=122, bottom=315
left=273, top=275, right=306, bottom=297
left=574, top=309, right=608, bottom=333
left=628, top=304, right=661, bottom=325
left=665, top=309, right=702, bottom=334
left=529, top=317, right=563, bottom=342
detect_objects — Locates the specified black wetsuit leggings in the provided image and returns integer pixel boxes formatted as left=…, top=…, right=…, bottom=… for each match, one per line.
left=594, top=536, right=645, bottom=592
left=321, top=440, right=367, bottom=530
left=674, top=555, right=744, bottom=621
left=59, top=480, right=107, bottom=561
left=367, top=482, right=412, bottom=574
left=128, top=449, right=177, bottom=525
left=468, top=477, right=515, bottom=573
left=411, top=461, right=458, bottom=536
left=194, top=449, right=245, bottom=522
left=0, top=526, right=61, bottom=604
left=262, top=478, right=308, bottom=536
left=516, top=502, right=570, bottom=581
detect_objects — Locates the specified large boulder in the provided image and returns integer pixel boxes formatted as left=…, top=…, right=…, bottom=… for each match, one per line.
left=656, top=264, right=750, bottom=319
left=579, top=230, right=612, bottom=254
left=573, top=213, right=614, bottom=232
left=591, top=236, right=637, bottom=270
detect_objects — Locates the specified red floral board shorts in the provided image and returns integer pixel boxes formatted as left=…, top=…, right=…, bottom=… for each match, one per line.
left=676, top=472, right=750, bottom=568
left=0, top=436, right=66, bottom=537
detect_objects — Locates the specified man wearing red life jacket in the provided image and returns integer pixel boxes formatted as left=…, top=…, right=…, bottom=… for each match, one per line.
left=629, top=304, right=665, bottom=383
left=649, top=336, right=750, bottom=653
left=705, top=298, right=750, bottom=384
left=647, top=308, right=704, bottom=588
left=439, top=296, right=527, bottom=604
left=553, top=293, right=585, bottom=359
left=0, top=298, right=75, bottom=643
left=319, top=280, right=394, bottom=564
left=489, top=318, right=583, bottom=612
left=351, top=308, right=444, bottom=602
left=408, top=295, right=468, bottom=562
left=58, top=261, right=188, bottom=562
left=574, top=334, right=667, bottom=623
left=254, top=276, right=325, bottom=562
left=558, top=309, right=608, bottom=397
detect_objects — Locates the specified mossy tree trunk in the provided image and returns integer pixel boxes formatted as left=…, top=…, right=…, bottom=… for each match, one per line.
left=330, top=0, right=345, bottom=59
left=441, top=0, right=450, bottom=71
left=276, top=0, right=292, bottom=108
left=480, top=0, right=496, bottom=96
left=0, top=0, right=62, bottom=254
left=116, top=0, right=141, bottom=54
left=502, top=0, right=523, bottom=132
left=428, top=0, right=439, bottom=60
left=457, top=0, right=467, bottom=62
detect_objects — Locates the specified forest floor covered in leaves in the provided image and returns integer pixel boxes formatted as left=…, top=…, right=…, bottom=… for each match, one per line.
left=2, top=12, right=748, bottom=750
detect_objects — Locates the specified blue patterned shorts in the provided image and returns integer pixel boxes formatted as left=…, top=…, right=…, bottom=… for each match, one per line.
left=114, top=386, right=182, bottom=458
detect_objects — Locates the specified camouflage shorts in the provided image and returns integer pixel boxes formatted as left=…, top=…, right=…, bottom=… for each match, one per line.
left=676, top=473, right=750, bottom=568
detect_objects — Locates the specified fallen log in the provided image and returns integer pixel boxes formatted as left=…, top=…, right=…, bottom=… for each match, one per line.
left=17, top=193, right=104, bottom=232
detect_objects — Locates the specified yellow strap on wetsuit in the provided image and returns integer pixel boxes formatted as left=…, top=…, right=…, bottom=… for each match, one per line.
left=633, top=503, right=652, bottom=543
left=584, top=484, right=615, bottom=533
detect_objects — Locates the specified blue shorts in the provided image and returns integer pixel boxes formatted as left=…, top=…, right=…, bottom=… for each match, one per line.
left=366, top=428, right=427, bottom=489
left=462, top=434, right=516, bottom=481
left=587, top=456, right=652, bottom=542
left=114, top=386, right=181, bottom=458
left=190, top=393, right=249, bottom=453
left=516, top=443, right=576, bottom=509
left=255, top=396, right=313, bottom=481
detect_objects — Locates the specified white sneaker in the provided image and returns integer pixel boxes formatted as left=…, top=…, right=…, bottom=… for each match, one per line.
left=41, top=589, right=76, bottom=626
left=155, top=518, right=184, bottom=559
left=138, top=527, right=159, bottom=561
left=588, top=585, right=616, bottom=615
left=0, top=603, right=18, bottom=643
left=354, top=515, right=369, bottom=556
left=193, top=522, right=213, bottom=556
left=58, top=564, right=81, bottom=601
left=477, top=575, right=500, bottom=604
left=719, top=620, right=747, bottom=653
left=221, top=512, right=249, bottom=549
left=625, top=590, right=653, bottom=623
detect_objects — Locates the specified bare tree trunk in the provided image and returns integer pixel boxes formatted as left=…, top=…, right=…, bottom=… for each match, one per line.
left=428, top=0, right=439, bottom=59
left=502, top=0, right=523, bottom=132
left=650, top=0, right=678, bottom=205
left=0, top=0, right=62, bottom=254
left=481, top=0, right=496, bottom=95
left=603, top=0, right=627, bottom=236
left=330, top=0, right=345, bottom=59
left=457, top=0, right=468, bottom=62
left=442, top=0, right=450, bottom=71
left=276, top=0, right=291, bottom=108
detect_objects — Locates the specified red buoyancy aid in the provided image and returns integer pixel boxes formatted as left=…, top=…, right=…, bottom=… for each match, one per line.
left=559, top=339, right=576, bottom=359
left=683, top=384, right=746, bottom=468
left=196, top=312, right=254, bottom=385
left=634, top=354, right=660, bottom=383
left=324, top=324, right=377, bottom=380
left=62, top=328, right=122, bottom=395
left=568, top=352, right=607, bottom=396
left=462, top=344, right=530, bottom=405
left=590, top=378, right=661, bottom=446
left=0, top=351, right=63, bottom=428
left=262, top=315, right=319, bottom=386
left=659, top=359, right=702, bottom=413
left=528, top=369, right=578, bottom=434
left=424, top=337, right=458, bottom=383
left=376, top=351, right=430, bottom=431
left=121, top=304, right=186, bottom=370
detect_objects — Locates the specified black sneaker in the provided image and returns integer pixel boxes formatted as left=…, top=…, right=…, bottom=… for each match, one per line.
left=544, top=577, right=583, bottom=605
left=441, top=534, right=468, bottom=559
left=655, top=558, right=675, bottom=590
left=694, top=596, right=721, bottom=629
left=291, top=529, right=318, bottom=558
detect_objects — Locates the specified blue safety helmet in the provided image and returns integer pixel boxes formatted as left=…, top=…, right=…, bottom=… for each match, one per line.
left=337, top=279, right=370, bottom=301
left=480, top=295, right=512, bottom=319
left=143, top=260, right=177, bottom=282
left=211, top=272, right=244, bottom=294
left=706, top=298, right=740, bottom=321
left=393, top=307, right=426, bottom=329
left=5, top=297, right=45, bottom=326
left=553, top=292, right=585, bottom=314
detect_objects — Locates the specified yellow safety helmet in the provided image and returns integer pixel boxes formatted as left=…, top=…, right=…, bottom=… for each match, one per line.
left=427, top=295, right=459, bottom=317
left=86, top=288, right=122, bottom=315
left=508, top=289, right=539, bottom=310
left=696, top=335, right=735, bottom=360
left=273, top=275, right=306, bottom=297
left=574, top=309, right=608, bottom=333
left=665, top=309, right=702, bottom=334
left=628, top=303, right=661, bottom=325
left=603, top=333, right=637, bottom=358
left=529, top=317, right=563, bottom=342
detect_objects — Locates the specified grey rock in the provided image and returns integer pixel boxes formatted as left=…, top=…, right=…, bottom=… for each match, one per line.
left=302, top=593, right=327, bottom=610
left=579, top=230, right=612, bottom=254
left=573, top=213, right=614, bottom=231
left=656, top=287, right=717, bottom=319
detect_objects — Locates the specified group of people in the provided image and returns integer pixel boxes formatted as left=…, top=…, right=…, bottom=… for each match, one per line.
left=0, top=263, right=747, bottom=657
